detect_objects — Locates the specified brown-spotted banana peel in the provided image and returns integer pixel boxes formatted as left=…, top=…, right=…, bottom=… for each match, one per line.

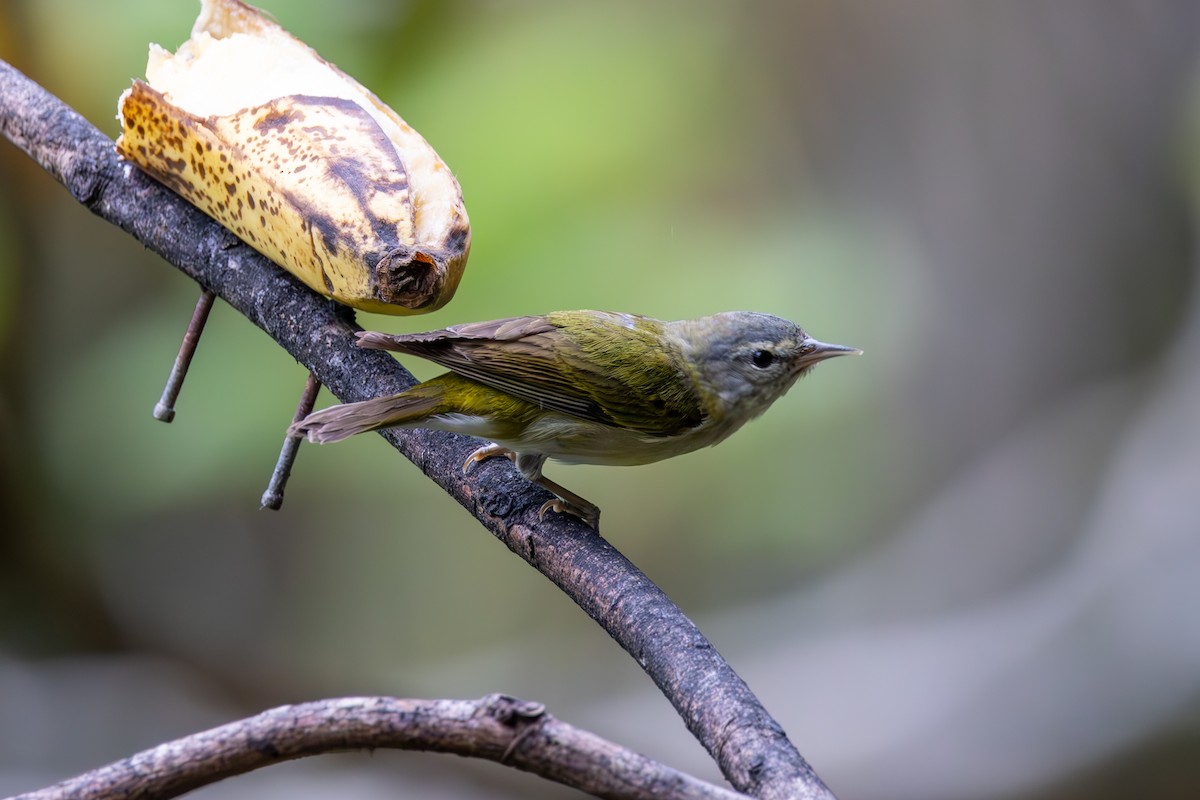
left=116, top=0, right=470, bottom=315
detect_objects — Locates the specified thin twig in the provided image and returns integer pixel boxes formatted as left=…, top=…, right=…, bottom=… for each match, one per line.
left=260, top=370, right=322, bottom=509
left=0, top=58, right=835, bottom=800
left=11, top=695, right=749, bottom=800
left=153, top=288, right=216, bottom=422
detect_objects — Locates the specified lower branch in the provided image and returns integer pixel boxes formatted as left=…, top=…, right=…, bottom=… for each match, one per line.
left=12, top=695, right=747, bottom=800
left=0, top=58, right=835, bottom=800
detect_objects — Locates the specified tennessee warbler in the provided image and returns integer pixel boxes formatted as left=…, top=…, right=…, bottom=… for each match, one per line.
left=291, top=310, right=859, bottom=526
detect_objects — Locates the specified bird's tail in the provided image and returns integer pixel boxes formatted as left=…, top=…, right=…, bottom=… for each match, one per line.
left=289, top=389, right=442, bottom=444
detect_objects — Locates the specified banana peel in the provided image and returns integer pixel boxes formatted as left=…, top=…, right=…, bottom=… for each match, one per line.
left=116, top=0, right=470, bottom=315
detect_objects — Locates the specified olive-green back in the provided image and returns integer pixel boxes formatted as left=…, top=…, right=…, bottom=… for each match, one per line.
left=382, top=311, right=706, bottom=436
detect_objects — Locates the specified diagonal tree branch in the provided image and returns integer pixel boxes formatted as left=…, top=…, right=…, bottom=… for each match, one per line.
left=0, top=58, right=835, bottom=800
left=12, top=694, right=749, bottom=800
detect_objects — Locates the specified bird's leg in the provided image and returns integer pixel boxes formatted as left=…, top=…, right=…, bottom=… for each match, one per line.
left=462, top=444, right=600, bottom=529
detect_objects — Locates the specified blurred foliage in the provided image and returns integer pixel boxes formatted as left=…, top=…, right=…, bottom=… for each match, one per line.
left=2, top=2, right=1199, bottom=799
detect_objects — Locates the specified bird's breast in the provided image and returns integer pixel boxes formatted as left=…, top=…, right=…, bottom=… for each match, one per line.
left=481, top=411, right=728, bottom=467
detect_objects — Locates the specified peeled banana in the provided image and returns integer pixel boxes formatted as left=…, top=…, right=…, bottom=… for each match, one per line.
left=116, top=0, right=470, bottom=315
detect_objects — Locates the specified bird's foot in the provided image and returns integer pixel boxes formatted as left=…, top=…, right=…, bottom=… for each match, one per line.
left=462, top=443, right=516, bottom=473
left=537, top=497, right=600, bottom=530
left=463, top=443, right=601, bottom=530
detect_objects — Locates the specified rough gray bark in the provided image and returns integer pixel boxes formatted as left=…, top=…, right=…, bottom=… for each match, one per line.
left=0, top=58, right=835, bottom=800
left=12, top=695, right=750, bottom=800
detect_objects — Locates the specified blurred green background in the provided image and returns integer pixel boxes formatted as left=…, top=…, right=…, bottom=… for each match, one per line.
left=2, top=1, right=1199, bottom=798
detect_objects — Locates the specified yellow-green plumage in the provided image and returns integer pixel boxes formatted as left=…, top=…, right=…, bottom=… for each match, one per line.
left=291, top=310, right=859, bottom=526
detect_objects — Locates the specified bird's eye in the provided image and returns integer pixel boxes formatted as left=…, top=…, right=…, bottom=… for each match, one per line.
left=751, top=349, right=775, bottom=369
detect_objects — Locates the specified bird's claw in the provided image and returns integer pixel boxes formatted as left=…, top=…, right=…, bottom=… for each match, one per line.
left=462, top=443, right=515, bottom=474
left=463, top=443, right=600, bottom=529
left=537, top=499, right=600, bottom=530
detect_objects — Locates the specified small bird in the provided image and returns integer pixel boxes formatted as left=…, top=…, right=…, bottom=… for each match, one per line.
left=291, top=310, right=860, bottom=526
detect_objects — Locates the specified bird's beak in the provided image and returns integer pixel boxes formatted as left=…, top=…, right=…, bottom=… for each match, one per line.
left=795, top=338, right=862, bottom=371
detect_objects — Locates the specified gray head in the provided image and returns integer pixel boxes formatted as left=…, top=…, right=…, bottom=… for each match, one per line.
left=670, top=311, right=860, bottom=421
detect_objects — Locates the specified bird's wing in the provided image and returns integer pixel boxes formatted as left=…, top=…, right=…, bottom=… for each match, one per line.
left=357, top=312, right=705, bottom=435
